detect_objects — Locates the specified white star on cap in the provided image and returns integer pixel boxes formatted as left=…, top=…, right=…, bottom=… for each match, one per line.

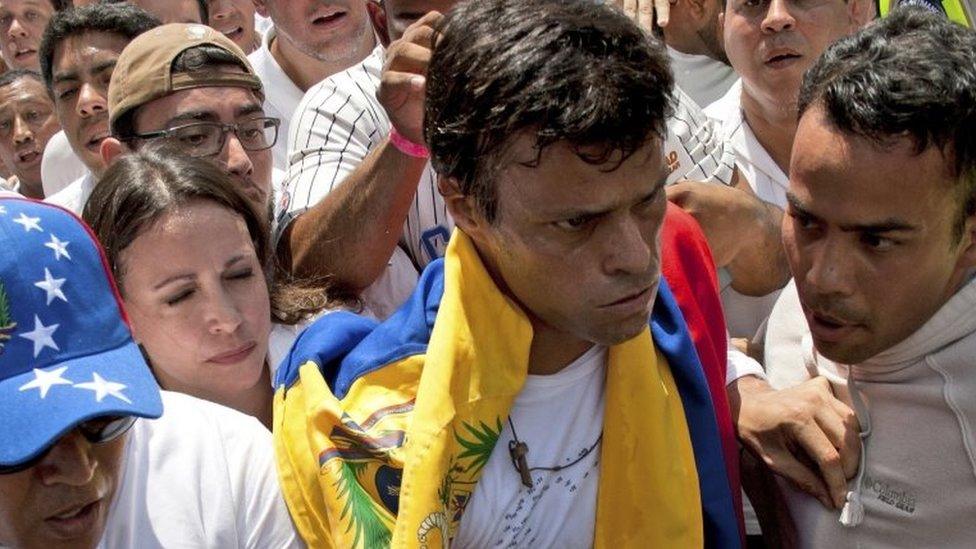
left=74, top=372, right=132, bottom=404
left=19, top=315, right=59, bottom=358
left=44, top=234, right=71, bottom=261
left=12, top=213, right=41, bottom=232
left=18, top=366, right=72, bottom=399
left=0, top=205, right=7, bottom=214
left=34, top=268, right=67, bottom=305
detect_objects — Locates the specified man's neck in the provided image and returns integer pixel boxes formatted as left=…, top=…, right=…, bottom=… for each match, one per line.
left=269, top=32, right=375, bottom=92
left=740, top=86, right=798, bottom=174
left=665, top=27, right=708, bottom=58
left=528, top=322, right=595, bottom=376
left=18, top=178, right=43, bottom=200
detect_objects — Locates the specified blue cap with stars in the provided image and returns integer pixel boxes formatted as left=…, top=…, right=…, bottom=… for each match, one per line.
left=0, top=197, right=163, bottom=469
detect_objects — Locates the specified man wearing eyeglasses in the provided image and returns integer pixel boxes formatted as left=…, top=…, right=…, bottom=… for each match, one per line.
left=98, top=23, right=279, bottom=215
left=0, top=197, right=299, bottom=548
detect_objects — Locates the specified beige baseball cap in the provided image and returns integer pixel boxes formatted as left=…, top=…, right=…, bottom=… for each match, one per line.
left=108, top=23, right=264, bottom=136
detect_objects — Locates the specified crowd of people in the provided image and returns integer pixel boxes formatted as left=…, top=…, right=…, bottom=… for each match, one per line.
left=0, top=0, right=973, bottom=547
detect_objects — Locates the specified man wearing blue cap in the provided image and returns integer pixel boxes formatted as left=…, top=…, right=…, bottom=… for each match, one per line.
left=0, top=197, right=299, bottom=547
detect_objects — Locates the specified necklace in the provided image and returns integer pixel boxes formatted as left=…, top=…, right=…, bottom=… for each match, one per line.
left=506, top=416, right=603, bottom=489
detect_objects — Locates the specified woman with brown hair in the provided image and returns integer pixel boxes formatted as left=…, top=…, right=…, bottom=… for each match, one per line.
left=83, top=146, right=339, bottom=428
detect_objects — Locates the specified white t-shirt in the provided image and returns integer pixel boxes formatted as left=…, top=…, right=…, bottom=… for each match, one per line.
left=99, top=391, right=301, bottom=548
left=40, top=130, right=88, bottom=198
left=704, top=79, right=786, bottom=341
left=45, top=172, right=95, bottom=215
left=668, top=46, right=738, bottom=109
left=41, top=130, right=88, bottom=196
left=454, top=345, right=606, bottom=548
left=249, top=27, right=306, bottom=172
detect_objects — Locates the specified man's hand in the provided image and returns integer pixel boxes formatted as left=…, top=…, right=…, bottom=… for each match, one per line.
left=667, top=181, right=755, bottom=267
left=728, top=375, right=861, bottom=510
left=378, top=11, right=444, bottom=143
left=612, top=0, right=675, bottom=30
left=667, top=180, right=790, bottom=295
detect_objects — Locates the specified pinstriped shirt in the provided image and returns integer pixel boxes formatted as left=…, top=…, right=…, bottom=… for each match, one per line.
left=277, top=46, right=451, bottom=270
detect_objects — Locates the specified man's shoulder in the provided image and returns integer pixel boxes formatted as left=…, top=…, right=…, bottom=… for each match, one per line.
left=763, top=280, right=813, bottom=390
left=275, top=260, right=446, bottom=397
left=138, top=391, right=270, bottom=440
left=703, top=79, right=743, bottom=126
left=43, top=174, right=90, bottom=214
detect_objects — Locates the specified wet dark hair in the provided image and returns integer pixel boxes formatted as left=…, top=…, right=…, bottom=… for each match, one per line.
left=39, top=3, right=161, bottom=97
left=798, top=7, right=976, bottom=241
left=83, top=146, right=342, bottom=325
left=0, top=69, right=44, bottom=90
left=424, top=0, right=674, bottom=223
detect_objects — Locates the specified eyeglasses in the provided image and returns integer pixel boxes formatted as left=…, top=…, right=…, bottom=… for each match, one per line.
left=127, top=117, right=281, bottom=158
left=0, top=415, right=137, bottom=475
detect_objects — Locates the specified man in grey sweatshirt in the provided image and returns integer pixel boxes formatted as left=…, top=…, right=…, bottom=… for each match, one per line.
left=762, top=7, right=976, bottom=547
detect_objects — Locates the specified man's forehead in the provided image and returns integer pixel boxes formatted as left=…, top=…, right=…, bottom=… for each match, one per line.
left=386, top=0, right=456, bottom=15
left=151, top=86, right=264, bottom=124
left=790, top=113, right=956, bottom=225
left=53, top=32, right=128, bottom=67
left=498, top=136, right=666, bottom=213
left=0, top=0, right=51, bottom=12
left=0, top=77, right=47, bottom=99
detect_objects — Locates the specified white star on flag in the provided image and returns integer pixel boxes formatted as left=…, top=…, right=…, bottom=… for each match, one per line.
left=0, top=205, right=7, bottom=214
left=12, top=213, right=41, bottom=232
left=19, top=315, right=59, bottom=358
left=74, top=372, right=132, bottom=404
left=18, top=366, right=72, bottom=399
left=44, top=234, right=71, bottom=261
left=34, top=268, right=67, bottom=305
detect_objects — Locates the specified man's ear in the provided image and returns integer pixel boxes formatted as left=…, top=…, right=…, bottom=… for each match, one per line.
left=251, top=0, right=270, bottom=19
left=438, top=175, right=486, bottom=235
left=848, top=0, right=875, bottom=28
left=955, top=213, right=976, bottom=270
left=367, top=1, right=391, bottom=47
left=686, top=0, right=710, bottom=20
left=100, top=137, right=127, bottom=169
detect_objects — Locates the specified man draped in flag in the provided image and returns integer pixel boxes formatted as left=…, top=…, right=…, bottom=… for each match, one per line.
left=273, top=0, right=742, bottom=546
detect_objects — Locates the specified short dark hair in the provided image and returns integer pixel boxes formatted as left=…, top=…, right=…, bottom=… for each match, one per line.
left=112, top=44, right=252, bottom=138
left=424, top=0, right=674, bottom=223
left=798, top=7, right=976, bottom=241
left=39, top=4, right=161, bottom=96
left=97, top=0, right=208, bottom=24
left=0, top=69, right=44, bottom=91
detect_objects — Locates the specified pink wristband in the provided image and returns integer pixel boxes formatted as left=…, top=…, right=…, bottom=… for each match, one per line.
left=389, top=127, right=429, bottom=159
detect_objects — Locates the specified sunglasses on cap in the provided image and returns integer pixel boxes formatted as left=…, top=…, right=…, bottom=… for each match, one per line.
left=0, top=416, right=137, bottom=475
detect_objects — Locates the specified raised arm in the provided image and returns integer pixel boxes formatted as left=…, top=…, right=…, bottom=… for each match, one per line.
left=277, top=12, right=443, bottom=288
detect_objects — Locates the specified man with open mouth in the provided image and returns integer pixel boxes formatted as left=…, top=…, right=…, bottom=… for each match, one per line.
left=0, top=198, right=300, bottom=548
left=760, top=9, right=976, bottom=546
left=705, top=0, right=874, bottom=353
left=207, top=0, right=261, bottom=53
left=707, top=0, right=879, bottom=532
left=0, top=0, right=53, bottom=71
left=0, top=69, right=60, bottom=199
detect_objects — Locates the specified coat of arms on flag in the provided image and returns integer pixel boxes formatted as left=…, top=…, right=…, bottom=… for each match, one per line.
left=0, top=280, right=16, bottom=354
